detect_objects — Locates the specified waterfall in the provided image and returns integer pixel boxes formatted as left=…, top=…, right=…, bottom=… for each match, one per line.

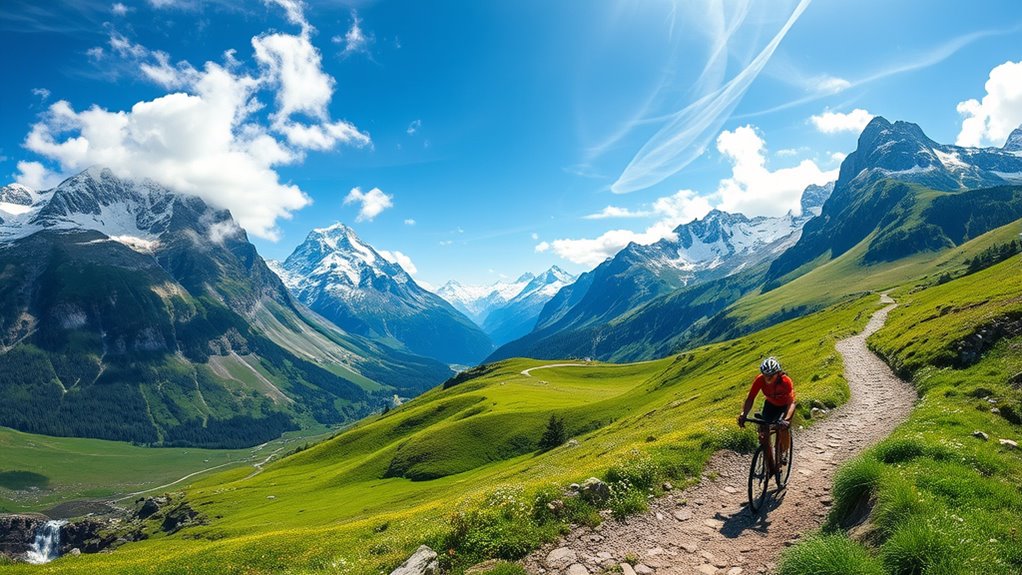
left=24, top=520, right=67, bottom=564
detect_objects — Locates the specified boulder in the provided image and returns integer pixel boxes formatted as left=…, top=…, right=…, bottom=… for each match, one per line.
left=580, top=478, right=611, bottom=505
left=0, top=514, right=46, bottom=557
left=566, top=564, right=590, bottom=575
left=999, top=438, right=1019, bottom=449
left=546, top=546, right=578, bottom=569
left=973, top=430, right=989, bottom=441
left=135, top=496, right=169, bottom=520
left=390, top=545, right=439, bottom=575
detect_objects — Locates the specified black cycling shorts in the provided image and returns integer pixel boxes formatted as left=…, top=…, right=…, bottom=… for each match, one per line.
left=760, top=401, right=790, bottom=423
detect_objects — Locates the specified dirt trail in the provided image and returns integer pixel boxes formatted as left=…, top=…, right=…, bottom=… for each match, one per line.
left=523, top=294, right=916, bottom=575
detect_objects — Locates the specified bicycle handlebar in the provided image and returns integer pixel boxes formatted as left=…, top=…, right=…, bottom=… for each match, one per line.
left=742, top=416, right=789, bottom=427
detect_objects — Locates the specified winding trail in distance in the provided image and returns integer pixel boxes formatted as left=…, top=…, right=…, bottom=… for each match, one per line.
left=523, top=294, right=917, bottom=575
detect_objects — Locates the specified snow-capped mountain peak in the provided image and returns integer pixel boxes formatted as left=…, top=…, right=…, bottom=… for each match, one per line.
left=0, top=167, right=225, bottom=253
left=281, top=222, right=410, bottom=292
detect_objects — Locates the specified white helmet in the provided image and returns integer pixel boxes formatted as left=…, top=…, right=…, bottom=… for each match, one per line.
left=760, top=357, right=782, bottom=376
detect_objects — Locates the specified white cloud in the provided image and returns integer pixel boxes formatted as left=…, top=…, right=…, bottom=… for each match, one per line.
left=333, top=10, right=373, bottom=58
left=541, top=190, right=713, bottom=266
left=810, top=108, right=875, bottom=134
left=530, top=232, right=539, bottom=240
left=344, top=187, right=393, bottom=222
left=252, top=32, right=332, bottom=122
left=716, top=125, right=836, bottom=216
left=15, top=2, right=370, bottom=241
left=582, top=206, right=651, bottom=220
left=112, top=3, right=129, bottom=15
left=956, top=60, right=1022, bottom=147
left=404, top=218, right=416, bottom=226
left=378, top=249, right=417, bottom=275
left=533, top=223, right=679, bottom=268
left=31, top=88, right=51, bottom=101
left=406, top=119, right=421, bottom=135
left=86, top=47, right=105, bottom=60
left=830, top=151, right=847, bottom=164
left=15, top=161, right=61, bottom=190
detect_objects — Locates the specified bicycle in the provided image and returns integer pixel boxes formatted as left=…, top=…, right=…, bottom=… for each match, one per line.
left=744, top=414, right=794, bottom=514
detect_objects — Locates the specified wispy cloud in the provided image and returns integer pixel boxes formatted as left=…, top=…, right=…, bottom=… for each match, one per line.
left=742, top=25, right=1018, bottom=120
left=610, top=0, right=812, bottom=194
left=582, top=206, right=651, bottom=220
left=333, top=9, right=373, bottom=59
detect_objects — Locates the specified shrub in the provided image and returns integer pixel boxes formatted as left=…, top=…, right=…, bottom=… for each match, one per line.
left=441, top=486, right=555, bottom=567
left=607, top=485, right=647, bottom=520
left=777, top=533, right=884, bottom=575
left=605, top=452, right=659, bottom=491
left=828, top=456, right=885, bottom=527
left=881, top=518, right=965, bottom=575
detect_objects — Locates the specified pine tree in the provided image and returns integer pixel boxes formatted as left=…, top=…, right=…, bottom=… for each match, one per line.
left=538, top=415, right=566, bottom=451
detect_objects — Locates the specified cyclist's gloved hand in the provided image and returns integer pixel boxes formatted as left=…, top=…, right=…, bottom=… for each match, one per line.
left=779, top=419, right=791, bottom=429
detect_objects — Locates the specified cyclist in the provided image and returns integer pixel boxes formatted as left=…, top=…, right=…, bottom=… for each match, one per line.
left=737, top=357, right=796, bottom=473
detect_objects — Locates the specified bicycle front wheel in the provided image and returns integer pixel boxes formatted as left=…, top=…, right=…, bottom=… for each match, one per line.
left=747, top=446, right=770, bottom=513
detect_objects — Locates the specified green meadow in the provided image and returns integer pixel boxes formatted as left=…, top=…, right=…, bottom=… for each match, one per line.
left=12, top=294, right=882, bottom=574
left=0, top=425, right=337, bottom=514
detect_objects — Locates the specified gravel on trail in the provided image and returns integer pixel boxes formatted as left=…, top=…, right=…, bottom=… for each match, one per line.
left=522, top=295, right=916, bottom=575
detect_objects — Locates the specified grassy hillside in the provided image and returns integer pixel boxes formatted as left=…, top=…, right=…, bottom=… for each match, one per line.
left=713, top=214, right=1022, bottom=338
left=13, top=294, right=885, bottom=574
left=779, top=253, right=1022, bottom=575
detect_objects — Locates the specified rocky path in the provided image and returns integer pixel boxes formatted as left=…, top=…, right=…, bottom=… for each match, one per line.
left=523, top=295, right=916, bottom=575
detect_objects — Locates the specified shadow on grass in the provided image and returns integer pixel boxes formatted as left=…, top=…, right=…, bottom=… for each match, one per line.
left=0, top=470, right=50, bottom=490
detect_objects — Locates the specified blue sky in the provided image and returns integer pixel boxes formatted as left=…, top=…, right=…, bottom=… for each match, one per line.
left=2, top=0, right=1021, bottom=287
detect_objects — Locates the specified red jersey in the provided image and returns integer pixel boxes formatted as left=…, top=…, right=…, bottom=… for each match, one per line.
left=746, top=373, right=795, bottom=407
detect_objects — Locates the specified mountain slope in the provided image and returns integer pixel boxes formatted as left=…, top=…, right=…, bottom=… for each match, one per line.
left=274, top=223, right=493, bottom=365
left=0, top=168, right=451, bottom=448
left=480, top=266, right=576, bottom=346
left=766, top=116, right=1022, bottom=285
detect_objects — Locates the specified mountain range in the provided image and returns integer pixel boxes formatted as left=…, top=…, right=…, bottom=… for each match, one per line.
left=487, top=183, right=832, bottom=361
left=488, top=117, right=1022, bottom=363
left=436, top=266, right=577, bottom=346
left=0, top=168, right=451, bottom=448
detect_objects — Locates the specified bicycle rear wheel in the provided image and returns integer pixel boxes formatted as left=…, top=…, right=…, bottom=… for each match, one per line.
left=776, top=429, right=794, bottom=489
left=747, top=446, right=770, bottom=513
